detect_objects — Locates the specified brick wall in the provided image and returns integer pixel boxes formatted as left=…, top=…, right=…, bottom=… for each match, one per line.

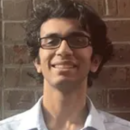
left=0, top=0, right=130, bottom=121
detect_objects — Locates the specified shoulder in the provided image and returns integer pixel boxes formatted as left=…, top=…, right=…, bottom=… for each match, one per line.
left=99, top=110, right=130, bottom=130
left=0, top=110, right=30, bottom=130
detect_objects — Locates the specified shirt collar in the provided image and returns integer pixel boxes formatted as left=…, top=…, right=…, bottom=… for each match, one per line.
left=18, top=96, right=46, bottom=130
left=83, top=97, right=106, bottom=130
left=18, top=96, right=106, bottom=130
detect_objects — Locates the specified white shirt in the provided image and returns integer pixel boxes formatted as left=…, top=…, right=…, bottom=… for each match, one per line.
left=0, top=96, right=130, bottom=130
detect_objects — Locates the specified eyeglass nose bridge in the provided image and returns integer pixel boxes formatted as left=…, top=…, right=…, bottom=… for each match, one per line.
left=58, top=37, right=71, bottom=48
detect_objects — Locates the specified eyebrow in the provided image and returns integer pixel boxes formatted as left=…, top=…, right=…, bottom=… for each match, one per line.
left=66, top=31, right=90, bottom=37
left=41, top=31, right=90, bottom=38
left=43, top=33, right=61, bottom=38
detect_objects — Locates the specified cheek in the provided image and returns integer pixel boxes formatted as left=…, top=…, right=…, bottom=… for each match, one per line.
left=39, top=49, right=55, bottom=69
left=74, top=47, right=93, bottom=63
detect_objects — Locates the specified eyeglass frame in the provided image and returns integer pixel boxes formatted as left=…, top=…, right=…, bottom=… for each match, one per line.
left=38, top=32, right=92, bottom=49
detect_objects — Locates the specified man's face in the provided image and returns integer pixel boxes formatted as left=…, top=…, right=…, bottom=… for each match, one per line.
left=34, top=18, right=101, bottom=89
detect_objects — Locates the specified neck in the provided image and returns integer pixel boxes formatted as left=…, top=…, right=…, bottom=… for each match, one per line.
left=42, top=80, right=88, bottom=130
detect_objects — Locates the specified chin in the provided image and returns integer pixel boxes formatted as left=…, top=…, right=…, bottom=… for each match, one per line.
left=51, top=76, right=82, bottom=90
left=54, top=76, right=76, bottom=83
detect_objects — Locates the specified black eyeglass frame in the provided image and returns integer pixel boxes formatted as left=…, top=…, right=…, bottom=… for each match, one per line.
left=38, top=33, right=91, bottom=49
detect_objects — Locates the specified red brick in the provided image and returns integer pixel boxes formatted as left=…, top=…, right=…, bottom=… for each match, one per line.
left=4, top=90, right=35, bottom=110
left=106, top=0, right=117, bottom=16
left=3, top=0, right=33, bottom=20
left=0, top=67, right=3, bottom=88
left=5, top=67, right=42, bottom=88
left=117, top=0, right=130, bottom=17
left=4, top=23, right=26, bottom=43
left=106, top=20, right=130, bottom=41
left=93, top=67, right=130, bottom=88
left=107, top=0, right=130, bottom=17
left=83, top=0, right=106, bottom=16
left=20, top=67, right=40, bottom=88
left=5, top=67, right=20, bottom=88
left=110, top=112, right=130, bottom=121
left=5, top=45, right=29, bottom=65
left=0, top=0, right=2, bottom=20
left=0, top=90, right=2, bottom=120
left=107, top=43, right=130, bottom=65
left=3, top=110, right=25, bottom=119
left=88, top=88, right=107, bottom=109
left=109, top=89, right=130, bottom=109
left=0, top=44, right=3, bottom=66
left=0, top=21, right=2, bottom=41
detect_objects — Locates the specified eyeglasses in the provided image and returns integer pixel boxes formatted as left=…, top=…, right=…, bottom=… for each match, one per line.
left=39, top=32, right=91, bottom=49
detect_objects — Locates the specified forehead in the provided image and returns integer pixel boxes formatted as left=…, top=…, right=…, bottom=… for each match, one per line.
left=40, top=18, right=84, bottom=37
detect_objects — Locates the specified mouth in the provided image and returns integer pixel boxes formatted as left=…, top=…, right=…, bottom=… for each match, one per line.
left=51, top=61, right=78, bottom=70
left=51, top=64, right=77, bottom=69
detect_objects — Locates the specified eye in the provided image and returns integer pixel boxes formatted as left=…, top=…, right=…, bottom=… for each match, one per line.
left=41, top=37, right=60, bottom=47
left=68, top=36, right=89, bottom=46
left=76, top=37, right=88, bottom=43
left=47, top=37, right=60, bottom=45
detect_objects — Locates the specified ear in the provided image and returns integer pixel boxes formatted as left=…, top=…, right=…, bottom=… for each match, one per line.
left=90, top=55, right=102, bottom=73
left=33, top=59, right=42, bottom=73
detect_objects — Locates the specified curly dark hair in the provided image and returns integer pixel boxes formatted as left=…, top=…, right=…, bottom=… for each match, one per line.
left=26, top=0, right=113, bottom=87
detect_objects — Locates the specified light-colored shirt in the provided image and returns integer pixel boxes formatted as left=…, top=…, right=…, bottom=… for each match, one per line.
left=0, top=96, right=130, bottom=130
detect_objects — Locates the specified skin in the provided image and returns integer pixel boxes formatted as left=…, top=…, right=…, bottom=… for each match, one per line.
left=34, top=18, right=101, bottom=130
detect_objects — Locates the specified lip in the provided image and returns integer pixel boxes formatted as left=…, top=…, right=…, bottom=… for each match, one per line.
left=51, top=61, right=78, bottom=69
left=52, top=65, right=76, bottom=69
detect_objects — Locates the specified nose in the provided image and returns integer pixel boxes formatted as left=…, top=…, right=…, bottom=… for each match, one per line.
left=56, top=40, right=73, bottom=57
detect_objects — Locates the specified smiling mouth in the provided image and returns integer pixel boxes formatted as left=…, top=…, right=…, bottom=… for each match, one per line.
left=51, top=65, right=77, bottom=69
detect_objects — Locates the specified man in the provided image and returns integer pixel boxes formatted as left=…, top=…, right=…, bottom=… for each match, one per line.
left=0, top=0, right=130, bottom=130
